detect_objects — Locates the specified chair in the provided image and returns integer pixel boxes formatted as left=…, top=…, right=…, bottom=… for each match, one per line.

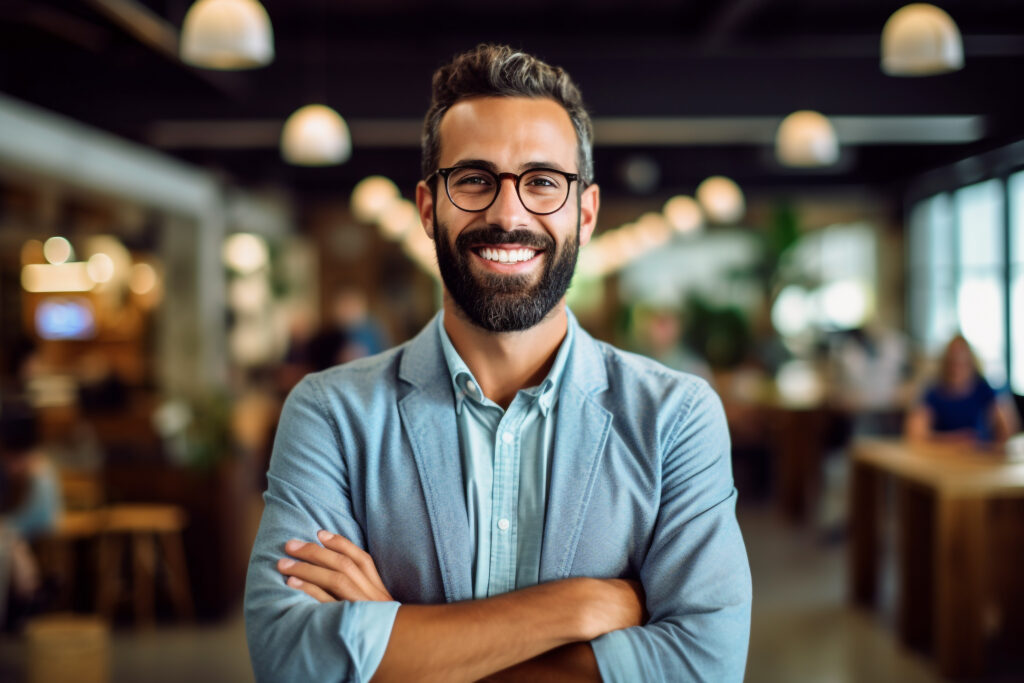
left=95, top=504, right=194, bottom=627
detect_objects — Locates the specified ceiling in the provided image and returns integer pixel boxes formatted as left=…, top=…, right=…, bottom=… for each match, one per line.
left=2, top=0, right=1024, bottom=203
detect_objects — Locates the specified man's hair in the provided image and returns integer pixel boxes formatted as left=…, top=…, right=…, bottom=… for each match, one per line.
left=421, top=44, right=594, bottom=186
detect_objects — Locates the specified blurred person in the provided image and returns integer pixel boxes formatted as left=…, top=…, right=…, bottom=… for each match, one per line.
left=904, top=335, right=1019, bottom=445
left=0, top=401, right=61, bottom=627
left=327, top=286, right=389, bottom=359
left=632, top=305, right=713, bottom=382
left=300, top=288, right=389, bottom=373
left=246, top=44, right=751, bottom=682
left=827, top=321, right=913, bottom=436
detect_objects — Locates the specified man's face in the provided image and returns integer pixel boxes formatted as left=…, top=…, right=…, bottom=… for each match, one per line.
left=416, top=96, right=599, bottom=332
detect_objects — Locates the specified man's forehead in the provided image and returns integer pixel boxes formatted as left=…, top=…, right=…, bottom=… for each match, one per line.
left=437, top=96, right=578, bottom=168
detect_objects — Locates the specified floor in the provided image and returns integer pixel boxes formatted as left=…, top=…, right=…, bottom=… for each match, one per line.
left=0, top=504, right=952, bottom=682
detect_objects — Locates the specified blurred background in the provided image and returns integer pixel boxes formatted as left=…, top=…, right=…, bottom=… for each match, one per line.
left=1, top=1, right=1023, bottom=681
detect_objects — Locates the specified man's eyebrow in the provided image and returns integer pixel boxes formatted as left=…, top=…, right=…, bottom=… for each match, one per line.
left=448, top=159, right=570, bottom=173
left=519, top=161, right=569, bottom=172
left=450, top=159, right=499, bottom=172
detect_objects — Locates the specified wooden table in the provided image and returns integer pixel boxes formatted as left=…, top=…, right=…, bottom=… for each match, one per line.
left=849, top=438, right=1024, bottom=678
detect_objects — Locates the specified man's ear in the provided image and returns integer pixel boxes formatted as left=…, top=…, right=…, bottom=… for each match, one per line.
left=578, top=183, right=600, bottom=247
left=415, top=180, right=435, bottom=239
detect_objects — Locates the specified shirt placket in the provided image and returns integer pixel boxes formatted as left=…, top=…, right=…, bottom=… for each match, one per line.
left=487, top=404, right=526, bottom=597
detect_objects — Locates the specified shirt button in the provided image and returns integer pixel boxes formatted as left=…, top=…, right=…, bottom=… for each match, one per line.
left=465, top=380, right=477, bottom=394
left=497, top=518, right=510, bottom=531
left=501, top=431, right=514, bottom=445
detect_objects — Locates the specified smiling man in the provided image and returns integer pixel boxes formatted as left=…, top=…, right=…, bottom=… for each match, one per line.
left=244, top=44, right=751, bottom=682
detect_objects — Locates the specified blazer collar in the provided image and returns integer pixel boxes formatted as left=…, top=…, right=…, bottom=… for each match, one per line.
left=399, top=309, right=609, bottom=397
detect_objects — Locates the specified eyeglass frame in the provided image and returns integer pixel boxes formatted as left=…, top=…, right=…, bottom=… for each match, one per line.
left=428, top=165, right=581, bottom=216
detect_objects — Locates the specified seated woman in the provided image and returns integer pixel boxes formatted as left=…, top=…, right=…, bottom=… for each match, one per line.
left=904, top=335, right=1019, bottom=444
left=1, top=402, right=61, bottom=627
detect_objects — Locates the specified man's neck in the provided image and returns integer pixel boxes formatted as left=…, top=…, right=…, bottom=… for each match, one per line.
left=442, top=294, right=569, bottom=409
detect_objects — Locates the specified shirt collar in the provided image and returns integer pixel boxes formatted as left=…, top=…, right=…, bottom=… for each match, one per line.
left=436, top=312, right=574, bottom=416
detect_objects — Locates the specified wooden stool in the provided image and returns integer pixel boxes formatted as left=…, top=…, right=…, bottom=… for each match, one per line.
left=25, top=613, right=110, bottom=683
left=96, top=504, right=194, bottom=627
left=38, top=510, right=106, bottom=610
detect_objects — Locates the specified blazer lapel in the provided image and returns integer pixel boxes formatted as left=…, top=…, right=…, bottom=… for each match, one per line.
left=398, top=316, right=473, bottom=602
left=540, top=317, right=612, bottom=579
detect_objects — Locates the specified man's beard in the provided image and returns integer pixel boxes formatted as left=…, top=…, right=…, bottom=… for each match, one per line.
left=432, top=218, right=579, bottom=333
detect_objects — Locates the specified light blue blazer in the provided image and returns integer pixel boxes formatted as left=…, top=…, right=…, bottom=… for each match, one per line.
left=245, top=312, right=751, bottom=682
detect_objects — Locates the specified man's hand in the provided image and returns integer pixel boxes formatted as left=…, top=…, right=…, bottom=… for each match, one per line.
left=277, top=530, right=393, bottom=603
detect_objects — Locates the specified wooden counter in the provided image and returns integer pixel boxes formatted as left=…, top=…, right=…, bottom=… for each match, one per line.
left=849, top=438, right=1024, bottom=678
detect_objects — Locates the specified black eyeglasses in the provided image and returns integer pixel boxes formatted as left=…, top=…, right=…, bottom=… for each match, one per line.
left=430, top=166, right=579, bottom=215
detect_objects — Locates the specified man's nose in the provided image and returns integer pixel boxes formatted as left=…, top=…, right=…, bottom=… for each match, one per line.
left=484, top=176, right=530, bottom=231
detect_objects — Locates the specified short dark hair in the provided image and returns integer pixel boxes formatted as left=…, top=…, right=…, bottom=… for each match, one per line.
left=421, top=44, right=594, bottom=186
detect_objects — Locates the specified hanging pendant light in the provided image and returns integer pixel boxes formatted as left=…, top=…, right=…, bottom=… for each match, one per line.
left=881, top=3, right=963, bottom=76
left=696, top=176, right=745, bottom=224
left=775, top=110, right=840, bottom=167
left=180, top=0, right=274, bottom=70
left=662, top=195, right=703, bottom=235
left=281, top=104, right=351, bottom=166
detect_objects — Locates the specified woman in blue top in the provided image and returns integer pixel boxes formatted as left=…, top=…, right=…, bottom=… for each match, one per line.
left=905, top=335, right=1018, bottom=444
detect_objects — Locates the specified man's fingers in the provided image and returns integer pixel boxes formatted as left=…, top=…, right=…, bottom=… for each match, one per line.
left=277, top=556, right=368, bottom=601
left=285, top=575, right=335, bottom=603
left=284, top=538, right=384, bottom=599
left=317, top=531, right=391, bottom=595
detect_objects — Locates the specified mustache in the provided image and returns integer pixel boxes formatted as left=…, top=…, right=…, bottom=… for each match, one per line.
left=455, top=226, right=554, bottom=251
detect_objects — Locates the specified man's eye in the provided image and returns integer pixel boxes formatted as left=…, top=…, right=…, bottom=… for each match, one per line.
left=453, top=173, right=493, bottom=187
left=523, top=174, right=563, bottom=191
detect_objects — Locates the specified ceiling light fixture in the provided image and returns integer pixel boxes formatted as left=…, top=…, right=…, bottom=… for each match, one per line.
left=881, top=3, right=964, bottom=76
left=696, top=176, right=745, bottom=224
left=663, top=195, right=703, bottom=234
left=180, top=0, right=274, bottom=70
left=280, top=105, right=351, bottom=166
left=775, top=110, right=840, bottom=167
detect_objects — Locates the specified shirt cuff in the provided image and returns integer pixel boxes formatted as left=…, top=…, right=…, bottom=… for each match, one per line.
left=591, top=628, right=640, bottom=683
left=338, top=600, right=401, bottom=680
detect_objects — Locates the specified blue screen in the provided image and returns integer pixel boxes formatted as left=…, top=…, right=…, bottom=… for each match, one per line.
left=35, top=298, right=96, bottom=340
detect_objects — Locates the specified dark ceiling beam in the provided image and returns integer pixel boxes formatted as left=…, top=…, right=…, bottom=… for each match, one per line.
left=700, top=0, right=772, bottom=51
left=145, top=115, right=986, bottom=150
left=83, top=0, right=248, bottom=99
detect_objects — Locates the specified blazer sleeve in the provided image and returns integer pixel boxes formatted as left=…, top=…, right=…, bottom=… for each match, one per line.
left=590, top=380, right=752, bottom=682
left=244, top=375, right=400, bottom=683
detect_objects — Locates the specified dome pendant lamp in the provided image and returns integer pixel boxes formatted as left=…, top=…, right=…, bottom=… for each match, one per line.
left=180, top=0, right=274, bottom=70
left=775, top=110, right=840, bottom=167
left=696, top=176, right=745, bottom=225
left=281, top=104, right=351, bottom=166
left=881, top=3, right=964, bottom=76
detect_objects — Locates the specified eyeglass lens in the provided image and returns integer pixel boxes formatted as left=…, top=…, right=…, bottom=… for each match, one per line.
left=445, top=167, right=570, bottom=214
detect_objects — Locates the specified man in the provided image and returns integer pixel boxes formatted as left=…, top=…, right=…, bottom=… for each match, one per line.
left=245, top=44, right=751, bottom=682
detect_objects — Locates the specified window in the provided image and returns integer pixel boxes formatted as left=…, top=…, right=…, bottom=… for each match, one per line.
left=955, top=180, right=1005, bottom=386
left=1010, top=171, right=1024, bottom=394
left=908, top=194, right=956, bottom=353
left=909, top=174, right=1021, bottom=393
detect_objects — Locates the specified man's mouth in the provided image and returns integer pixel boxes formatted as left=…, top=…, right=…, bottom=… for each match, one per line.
left=473, top=246, right=539, bottom=264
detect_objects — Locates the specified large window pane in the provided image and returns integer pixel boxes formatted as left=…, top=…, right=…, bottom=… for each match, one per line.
left=954, top=180, right=1005, bottom=387
left=956, top=180, right=1003, bottom=269
left=908, top=194, right=955, bottom=352
left=1011, top=171, right=1024, bottom=266
left=1012, top=274, right=1023, bottom=394
left=957, top=276, right=1005, bottom=386
left=1011, top=171, right=1024, bottom=393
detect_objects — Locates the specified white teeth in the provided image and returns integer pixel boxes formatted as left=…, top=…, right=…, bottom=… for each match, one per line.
left=479, top=248, right=536, bottom=264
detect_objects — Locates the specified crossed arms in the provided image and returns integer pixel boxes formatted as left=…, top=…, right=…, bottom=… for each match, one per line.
left=277, top=530, right=644, bottom=682
left=244, top=374, right=752, bottom=683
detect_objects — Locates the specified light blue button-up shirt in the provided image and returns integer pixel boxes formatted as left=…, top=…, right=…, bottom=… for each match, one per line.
left=438, top=320, right=573, bottom=599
